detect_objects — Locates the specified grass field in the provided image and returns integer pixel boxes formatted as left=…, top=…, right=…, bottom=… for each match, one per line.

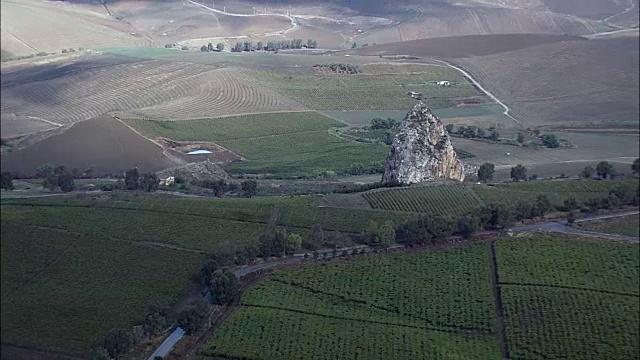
left=125, top=112, right=390, bottom=177
left=202, top=243, right=502, bottom=359
left=575, top=215, right=640, bottom=237
left=0, top=223, right=205, bottom=354
left=496, top=238, right=639, bottom=359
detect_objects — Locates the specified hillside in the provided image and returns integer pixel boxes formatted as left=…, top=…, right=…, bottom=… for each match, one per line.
left=0, top=0, right=150, bottom=59
left=348, top=34, right=587, bottom=58
left=456, top=35, right=640, bottom=127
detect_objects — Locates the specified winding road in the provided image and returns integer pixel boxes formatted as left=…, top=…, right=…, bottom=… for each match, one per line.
left=431, top=59, right=519, bottom=124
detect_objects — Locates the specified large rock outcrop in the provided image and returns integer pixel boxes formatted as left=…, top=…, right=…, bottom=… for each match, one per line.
left=382, top=102, right=465, bottom=184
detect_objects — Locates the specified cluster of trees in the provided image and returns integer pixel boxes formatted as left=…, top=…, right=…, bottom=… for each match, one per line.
left=36, top=164, right=75, bottom=192
left=1, top=172, right=14, bottom=190
left=85, top=304, right=175, bottom=359
left=369, top=117, right=399, bottom=130
left=258, top=229, right=303, bottom=257
left=346, top=161, right=384, bottom=176
left=200, top=42, right=225, bottom=52
left=313, top=63, right=360, bottom=74
left=124, top=168, right=159, bottom=192
left=362, top=220, right=395, bottom=247
left=61, top=48, right=76, bottom=53
left=232, top=39, right=317, bottom=52
left=540, top=134, right=560, bottom=148
left=446, top=124, right=500, bottom=141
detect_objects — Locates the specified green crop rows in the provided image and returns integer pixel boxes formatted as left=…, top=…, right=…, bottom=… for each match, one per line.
left=496, top=238, right=639, bottom=359
left=203, top=243, right=501, bottom=359
left=124, top=112, right=343, bottom=141
left=362, top=185, right=484, bottom=217
left=1, top=223, right=205, bottom=353
left=575, top=215, right=640, bottom=237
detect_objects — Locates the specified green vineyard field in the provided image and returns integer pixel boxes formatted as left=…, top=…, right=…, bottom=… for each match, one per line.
left=362, top=185, right=484, bottom=217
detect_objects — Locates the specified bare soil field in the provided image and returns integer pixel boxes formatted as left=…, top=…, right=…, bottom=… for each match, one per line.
left=0, top=116, right=178, bottom=176
left=1, top=53, right=304, bottom=133
left=349, top=34, right=587, bottom=58
left=456, top=36, right=640, bottom=127
left=0, top=0, right=150, bottom=58
left=356, top=5, right=597, bottom=45
left=106, top=0, right=292, bottom=44
left=540, top=0, right=630, bottom=20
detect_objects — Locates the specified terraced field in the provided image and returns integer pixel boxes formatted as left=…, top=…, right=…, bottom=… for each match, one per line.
left=1, top=56, right=304, bottom=129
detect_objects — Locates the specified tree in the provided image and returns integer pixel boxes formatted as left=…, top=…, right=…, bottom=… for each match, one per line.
left=207, top=42, right=214, bottom=51
left=259, top=229, right=287, bottom=257
left=209, top=268, right=239, bottom=305
left=243, top=41, right=252, bottom=52
left=510, top=165, right=527, bottom=181
left=582, top=166, right=595, bottom=179
left=233, top=42, right=243, bottom=52
left=140, top=173, right=159, bottom=192
left=445, top=124, right=454, bottom=133
left=36, top=163, right=58, bottom=190
left=376, top=221, right=395, bottom=248
left=351, top=42, right=357, bottom=49
left=456, top=215, right=480, bottom=238
left=517, top=132, right=525, bottom=144
left=256, top=41, right=263, bottom=50
left=363, top=220, right=379, bottom=245
left=489, top=129, right=500, bottom=141
left=567, top=210, right=576, bottom=224
left=514, top=201, right=533, bottom=222
left=633, top=158, right=640, bottom=174
left=200, top=45, right=208, bottom=52
left=286, top=233, right=302, bottom=254
left=309, top=224, right=325, bottom=250
left=58, top=173, right=75, bottom=193
left=103, top=328, right=134, bottom=358
left=216, top=43, right=225, bottom=51
left=1, top=172, right=14, bottom=190
left=532, top=194, right=552, bottom=219
left=488, top=203, right=513, bottom=229
left=177, top=298, right=209, bottom=334
left=564, top=196, right=579, bottom=211
left=477, top=163, right=495, bottom=183
left=143, top=304, right=171, bottom=337
left=596, top=161, right=614, bottom=179
left=85, top=346, right=110, bottom=360
left=241, top=180, right=257, bottom=198
left=540, top=134, right=559, bottom=148
left=125, top=168, right=140, bottom=190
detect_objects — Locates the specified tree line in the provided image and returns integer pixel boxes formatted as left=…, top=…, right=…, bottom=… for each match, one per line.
left=231, top=39, right=317, bottom=52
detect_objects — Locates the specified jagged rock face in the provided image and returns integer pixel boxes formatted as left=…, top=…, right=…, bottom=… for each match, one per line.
left=382, top=102, right=465, bottom=184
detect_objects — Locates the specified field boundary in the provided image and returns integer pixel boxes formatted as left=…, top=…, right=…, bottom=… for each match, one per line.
left=487, top=241, right=510, bottom=359
left=499, top=282, right=639, bottom=297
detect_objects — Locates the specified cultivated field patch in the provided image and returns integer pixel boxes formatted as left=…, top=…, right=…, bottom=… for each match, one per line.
left=363, top=185, right=484, bottom=218
left=496, top=238, right=639, bottom=359
left=203, top=243, right=501, bottom=359
left=574, top=215, right=640, bottom=237
left=0, top=116, right=177, bottom=177
left=0, top=223, right=205, bottom=354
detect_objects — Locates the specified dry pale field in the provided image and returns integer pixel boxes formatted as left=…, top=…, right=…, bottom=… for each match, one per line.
left=0, top=53, right=304, bottom=134
left=349, top=34, right=586, bottom=58
left=456, top=35, right=640, bottom=127
left=0, top=116, right=179, bottom=176
left=0, top=0, right=150, bottom=58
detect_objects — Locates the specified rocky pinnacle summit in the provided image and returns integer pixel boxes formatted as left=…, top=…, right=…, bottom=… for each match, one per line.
left=382, top=102, right=465, bottom=184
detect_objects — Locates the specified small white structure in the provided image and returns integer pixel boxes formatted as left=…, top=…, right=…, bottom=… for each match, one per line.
left=159, top=176, right=175, bottom=186
left=408, top=91, right=422, bottom=98
left=436, top=80, right=451, bottom=86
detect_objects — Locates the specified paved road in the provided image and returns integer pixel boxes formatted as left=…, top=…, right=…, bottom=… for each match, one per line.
left=147, top=327, right=185, bottom=360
